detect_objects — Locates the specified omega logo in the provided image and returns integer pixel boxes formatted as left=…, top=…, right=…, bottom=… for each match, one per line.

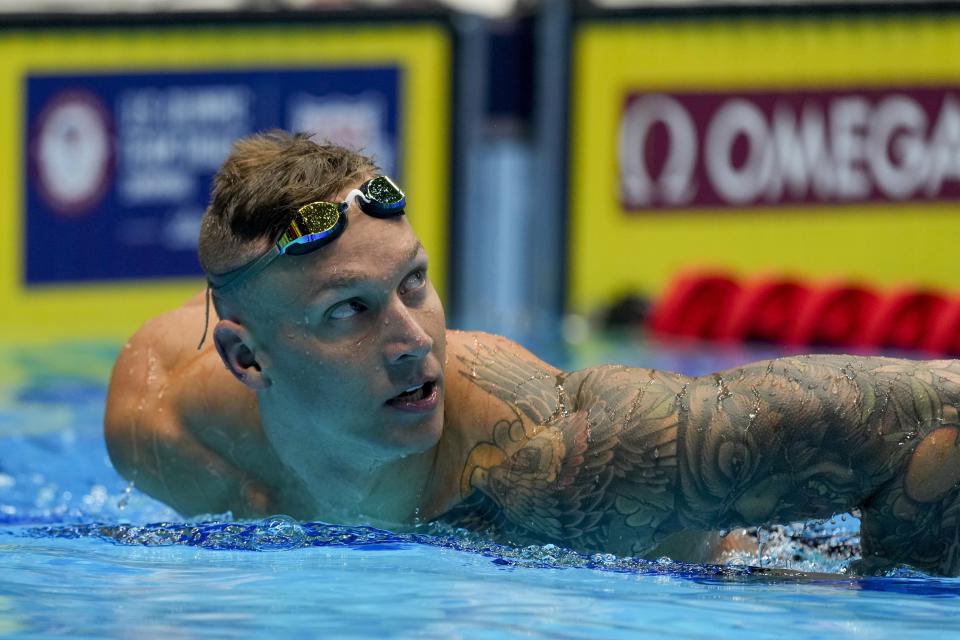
left=618, top=88, right=960, bottom=210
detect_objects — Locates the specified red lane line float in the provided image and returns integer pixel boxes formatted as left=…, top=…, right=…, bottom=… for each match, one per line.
left=717, top=277, right=812, bottom=344
left=648, top=272, right=741, bottom=341
left=784, top=282, right=882, bottom=348
left=860, top=290, right=950, bottom=352
left=923, top=297, right=960, bottom=357
left=647, top=271, right=960, bottom=355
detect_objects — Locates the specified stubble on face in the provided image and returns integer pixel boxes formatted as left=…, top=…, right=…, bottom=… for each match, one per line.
left=243, top=211, right=448, bottom=463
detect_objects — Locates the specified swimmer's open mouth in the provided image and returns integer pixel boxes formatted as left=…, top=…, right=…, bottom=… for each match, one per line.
left=386, top=380, right=439, bottom=409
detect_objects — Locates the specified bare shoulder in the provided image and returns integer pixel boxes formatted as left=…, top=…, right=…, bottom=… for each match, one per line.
left=439, top=330, right=563, bottom=475
left=443, top=330, right=669, bottom=426
left=438, top=332, right=726, bottom=560
left=445, top=329, right=553, bottom=361
left=444, top=330, right=561, bottom=381
left=104, top=292, right=211, bottom=444
left=104, top=292, right=273, bottom=517
left=443, top=330, right=562, bottom=426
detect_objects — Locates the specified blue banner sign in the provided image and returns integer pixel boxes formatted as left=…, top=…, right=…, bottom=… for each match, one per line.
left=25, top=67, right=400, bottom=285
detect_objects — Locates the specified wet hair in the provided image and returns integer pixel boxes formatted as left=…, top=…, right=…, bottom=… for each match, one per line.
left=198, top=130, right=378, bottom=277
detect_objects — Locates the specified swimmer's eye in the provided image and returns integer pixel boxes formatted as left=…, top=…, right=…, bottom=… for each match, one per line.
left=328, top=299, right=368, bottom=320
left=400, top=268, right=427, bottom=296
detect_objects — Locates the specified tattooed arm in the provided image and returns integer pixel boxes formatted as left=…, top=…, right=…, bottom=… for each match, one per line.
left=650, top=356, right=960, bottom=575
left=446, top=334, right=960, bottom=575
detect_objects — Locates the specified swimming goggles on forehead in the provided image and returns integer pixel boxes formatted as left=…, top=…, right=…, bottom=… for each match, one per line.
left=209, top=175, right=406, bottom=293
left=196, top=175, right=405, bottom=349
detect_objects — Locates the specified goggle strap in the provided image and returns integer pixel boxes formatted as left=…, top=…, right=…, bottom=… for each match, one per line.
left=213, top=246, right=282, bottom=292
left=344, top=188, right=368, bottom=206
left=201, top=176, right=404, bottom=304
left=196, top=285, right=212, bottom=351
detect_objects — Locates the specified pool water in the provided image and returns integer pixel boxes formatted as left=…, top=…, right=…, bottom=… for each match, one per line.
left=1, top=338, right=959, bottom=638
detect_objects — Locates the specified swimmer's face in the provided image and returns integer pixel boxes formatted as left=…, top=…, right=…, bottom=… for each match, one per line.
left=228, top=184, right=447, bottom=460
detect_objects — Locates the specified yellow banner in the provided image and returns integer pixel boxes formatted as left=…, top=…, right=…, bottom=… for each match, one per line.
left=569, top=15, right=960, bottom=313
left=0, top=22, right=451, bottom=342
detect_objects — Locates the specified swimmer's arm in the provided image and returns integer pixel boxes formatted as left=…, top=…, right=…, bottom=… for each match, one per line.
left=454, top=342, right=960, bottom=574
left=596, top=356, right=960, bottom=575
left=104, top=322, right=273, bottom=518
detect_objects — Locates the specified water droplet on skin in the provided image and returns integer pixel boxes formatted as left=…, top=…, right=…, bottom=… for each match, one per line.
left=743, top=387, right=762, bottom=429
left=117, top=481, right=135, bottom=510
left=715, top=377, right=732, bottom=410
left=554, top=383, right=570, bottom=418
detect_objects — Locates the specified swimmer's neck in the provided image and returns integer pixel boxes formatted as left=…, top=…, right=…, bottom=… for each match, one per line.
left=315, top=445, right=441, bottom=528
left=258, top=402, right=444, bottom=527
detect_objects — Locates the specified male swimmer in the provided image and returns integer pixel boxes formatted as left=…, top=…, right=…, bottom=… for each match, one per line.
left=105, top=131, right=960, bottom=575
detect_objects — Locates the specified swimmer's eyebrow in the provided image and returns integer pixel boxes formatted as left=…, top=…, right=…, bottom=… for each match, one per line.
left=404, top=241, right=426, bottom=266
left=310, top=241, right=425, bottom=295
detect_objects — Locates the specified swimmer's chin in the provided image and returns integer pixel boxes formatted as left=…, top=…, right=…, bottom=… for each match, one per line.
left=382, top=401, right=445, bottom=454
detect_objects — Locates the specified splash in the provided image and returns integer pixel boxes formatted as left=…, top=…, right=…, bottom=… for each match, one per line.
left=5, top=515, right=874, bottom=582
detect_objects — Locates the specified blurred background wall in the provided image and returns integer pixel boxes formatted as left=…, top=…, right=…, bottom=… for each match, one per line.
left=2, top=0, right=958, bottom=357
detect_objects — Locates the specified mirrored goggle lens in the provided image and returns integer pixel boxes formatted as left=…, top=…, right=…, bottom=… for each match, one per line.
left=279, top=201, right=345, bottom=255
left=360, top=176, right=405, bottom=217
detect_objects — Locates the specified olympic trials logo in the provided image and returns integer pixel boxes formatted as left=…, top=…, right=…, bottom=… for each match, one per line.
left=31, top=90, right=113, bottom=216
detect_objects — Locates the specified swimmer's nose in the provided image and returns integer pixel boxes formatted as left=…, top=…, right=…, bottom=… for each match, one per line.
left=383, top=300, right=433, bottom=364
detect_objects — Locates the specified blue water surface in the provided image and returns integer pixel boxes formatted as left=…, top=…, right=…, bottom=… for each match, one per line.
left=1, top=338, right=959, bottom=639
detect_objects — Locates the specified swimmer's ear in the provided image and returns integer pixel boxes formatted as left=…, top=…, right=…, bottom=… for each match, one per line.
left=212, top=319, right=270, bottom=390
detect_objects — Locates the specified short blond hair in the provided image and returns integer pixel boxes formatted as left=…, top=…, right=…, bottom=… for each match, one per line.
left=198, top=130, right=378, bottom=276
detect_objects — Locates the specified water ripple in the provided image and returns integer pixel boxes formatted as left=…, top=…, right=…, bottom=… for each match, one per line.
left=4, top=517, right=859, bottom=582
